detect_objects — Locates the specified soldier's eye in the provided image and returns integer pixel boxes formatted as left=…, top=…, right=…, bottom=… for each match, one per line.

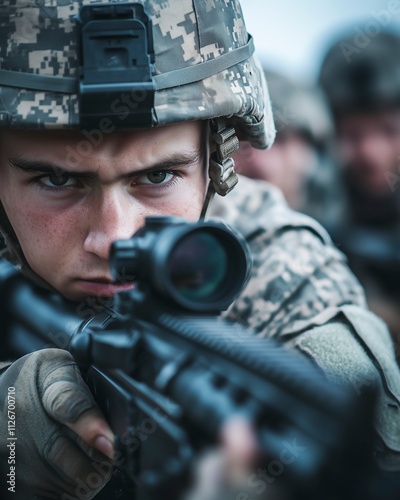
left=137, top=170, right=175, bottom=185
left=38, top=173, right=77, bottom=189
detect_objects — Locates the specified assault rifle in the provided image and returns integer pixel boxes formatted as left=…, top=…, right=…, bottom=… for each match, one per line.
left=0, top=217, right=395, bottom=499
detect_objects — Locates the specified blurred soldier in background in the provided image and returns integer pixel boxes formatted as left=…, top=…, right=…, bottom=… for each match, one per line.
left=232, top=69, right=339, bottom=220
left=319, top=30, right=400, bottom=357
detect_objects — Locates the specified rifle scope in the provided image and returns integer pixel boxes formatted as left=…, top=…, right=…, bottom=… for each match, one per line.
left=110, top=216, right=252, bottom=312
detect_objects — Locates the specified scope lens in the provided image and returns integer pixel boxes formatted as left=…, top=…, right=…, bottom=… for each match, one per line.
left=167, top=231, right=227, bottom=302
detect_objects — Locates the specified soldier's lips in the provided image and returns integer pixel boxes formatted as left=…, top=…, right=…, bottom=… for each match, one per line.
left=76, top=279, right=134, bottom=297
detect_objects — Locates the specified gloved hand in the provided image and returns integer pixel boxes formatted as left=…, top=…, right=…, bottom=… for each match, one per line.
left=0, top=349, right=115, bottom=499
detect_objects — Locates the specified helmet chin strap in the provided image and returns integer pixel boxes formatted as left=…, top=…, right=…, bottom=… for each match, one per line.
left=201, top=118, right=240, bottom=219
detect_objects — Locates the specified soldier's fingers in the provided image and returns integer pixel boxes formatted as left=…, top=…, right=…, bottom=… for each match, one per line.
left=40, top=350, right=114, bottom=458
left=66, top=407, right=115, bottom=459
left=186, top=419, right=259, bottom=500
left=220, top=416, right=259, bottom=482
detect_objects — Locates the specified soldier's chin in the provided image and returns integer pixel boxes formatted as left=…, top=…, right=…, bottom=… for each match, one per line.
left=360, top=175, right=395, bottom=197
left=346, top=168, right=394, bottom=197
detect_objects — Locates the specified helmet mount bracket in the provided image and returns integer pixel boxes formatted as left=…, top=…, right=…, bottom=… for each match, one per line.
left=78, top=2, right=156, bottom=130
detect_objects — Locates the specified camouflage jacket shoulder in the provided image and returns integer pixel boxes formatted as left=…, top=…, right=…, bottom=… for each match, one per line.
left=209, top=174, right=367, bottom=337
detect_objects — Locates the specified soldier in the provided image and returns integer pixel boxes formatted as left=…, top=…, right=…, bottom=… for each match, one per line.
left=0, top=1, right=399, bottom=499
left=318, top=30, right=400, bottom=355
left=232, top=69, right=339, bottom=220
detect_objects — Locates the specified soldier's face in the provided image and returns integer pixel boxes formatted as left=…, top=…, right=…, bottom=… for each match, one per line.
left=233, top=131, right=315, bottom=210
left=336, top=109, right=400, bottom=195
left=0, top=121, right=208, bottom=301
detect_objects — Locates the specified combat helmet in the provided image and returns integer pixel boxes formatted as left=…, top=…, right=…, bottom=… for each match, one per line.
left=265, top=69, right=332, bottom=150
left=0, top=0, right=275, bottom=176
left=319, top=30, right=400, bottom=116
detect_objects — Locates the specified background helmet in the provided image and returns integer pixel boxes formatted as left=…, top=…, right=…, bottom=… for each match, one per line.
left=0, top=0, right=275, bottom=149
left=265, top=69, right=332, bottom=150
left=318, top=30, right=400, bottom=116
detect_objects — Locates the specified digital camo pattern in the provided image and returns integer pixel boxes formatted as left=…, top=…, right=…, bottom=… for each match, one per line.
left=210, top=175, right=400, bottom=467
left=0, top=0, right=275, bottom=149
left=209, top=175, right=367, bottom=337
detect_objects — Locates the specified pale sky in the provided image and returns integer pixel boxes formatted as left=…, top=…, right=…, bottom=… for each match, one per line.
left=239, top=0, right=400, bottom=84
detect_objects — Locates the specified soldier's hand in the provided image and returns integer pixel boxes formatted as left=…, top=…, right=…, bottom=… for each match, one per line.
left=0, top=349, right=114, bottom=499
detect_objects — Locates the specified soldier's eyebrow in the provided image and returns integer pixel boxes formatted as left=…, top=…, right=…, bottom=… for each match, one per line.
left=8, top=158, right=85, bottom=177
left=8, top=152, right=202, bottom=179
